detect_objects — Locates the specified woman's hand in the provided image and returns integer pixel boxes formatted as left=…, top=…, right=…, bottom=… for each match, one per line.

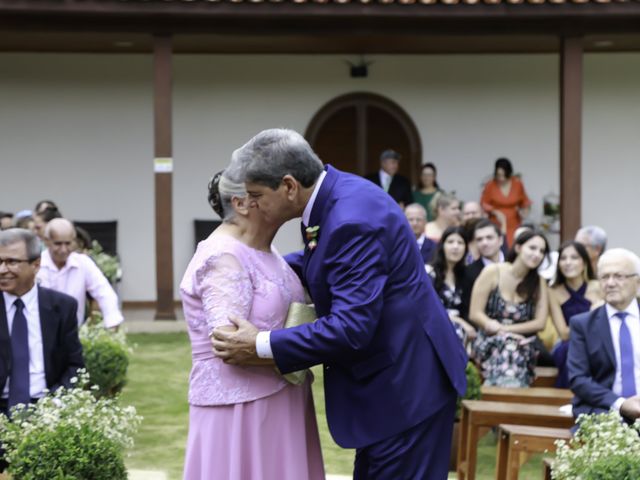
left=484, top=319, right=502, bottom=335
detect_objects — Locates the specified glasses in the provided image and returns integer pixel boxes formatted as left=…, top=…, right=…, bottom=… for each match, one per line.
left=598, top=273, right=639, bottom=283
left=0, top=257, right=33, bottom=269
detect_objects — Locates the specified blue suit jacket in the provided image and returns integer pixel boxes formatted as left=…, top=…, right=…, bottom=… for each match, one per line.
left=568, top=304, right=622, bottom=418
left=274, top=166, right=467, bottom=448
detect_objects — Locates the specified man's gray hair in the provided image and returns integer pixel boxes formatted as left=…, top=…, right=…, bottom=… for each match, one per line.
left=576, top=225, right=607, bottom=254
left=0, top=228, right=42, bottom=260
left=598, top=248, right=640, bottom=276
left=404, top=203, right=427, bottom=219
left=230, top=128, right=324, bottom=190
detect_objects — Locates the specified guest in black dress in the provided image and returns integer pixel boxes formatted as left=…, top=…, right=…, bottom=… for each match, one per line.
left=427, top=226, right=477, bottom=343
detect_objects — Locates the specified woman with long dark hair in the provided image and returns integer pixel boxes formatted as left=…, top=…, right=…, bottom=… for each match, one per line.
left=427, top=226, right=477, bottom=342
left=549, top=240, right=603, bottom=388
left=413, top=162, right=442, bottom=222
left=470, top=230, right=549, bottom=387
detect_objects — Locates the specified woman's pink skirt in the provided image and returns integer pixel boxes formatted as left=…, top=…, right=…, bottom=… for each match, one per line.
left=183, top=382, right=325, bottom=480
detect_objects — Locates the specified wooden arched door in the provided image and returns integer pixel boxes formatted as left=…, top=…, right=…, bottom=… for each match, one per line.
left=305, top=93, right=422, bottom=186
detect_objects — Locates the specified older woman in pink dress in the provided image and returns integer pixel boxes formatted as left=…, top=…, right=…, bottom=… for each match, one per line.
left=180, top=167, right=325, bottom=480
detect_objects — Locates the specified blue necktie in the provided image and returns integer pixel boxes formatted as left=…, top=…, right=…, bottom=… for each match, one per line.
left=616, top=311, right=637, bottom=398
left=8, top=298, right=30, bottom=409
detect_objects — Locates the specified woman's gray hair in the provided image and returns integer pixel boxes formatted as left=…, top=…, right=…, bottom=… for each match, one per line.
left=0, top=228, right=42, bottom=260
left=230, top=128, right=324, bottom=190
left=208, top=161, right=247, bottom=222
left=433, top=192, right=459, bottom=215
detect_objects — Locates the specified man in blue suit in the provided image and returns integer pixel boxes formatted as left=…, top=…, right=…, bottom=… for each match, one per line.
left=212, top=128, right=467, bottom=479
left=568, top=248, right=640, bottom=422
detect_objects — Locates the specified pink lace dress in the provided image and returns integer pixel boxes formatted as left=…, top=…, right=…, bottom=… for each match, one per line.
left=180, top=233, right=324, bottom=480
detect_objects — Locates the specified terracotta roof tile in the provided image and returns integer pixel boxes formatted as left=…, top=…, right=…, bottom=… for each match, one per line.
left=114, top=0, right=637, bottom=4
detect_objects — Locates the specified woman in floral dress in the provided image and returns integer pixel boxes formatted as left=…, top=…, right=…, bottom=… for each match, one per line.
left=469, top=230, right=549, bottom=387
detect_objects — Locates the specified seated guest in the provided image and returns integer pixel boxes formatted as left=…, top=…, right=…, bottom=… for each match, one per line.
left=32, top=206, right=62, bottom=241
left=365, top=149, right=413, bottom=208
left=13, top=210, right=34, bottom=231
left=514, top=223, right=556, bottom=280
left=34, top=200, right=59, bottom=216
left=0, top=228, right=84, bottom=418
left=568, top=248, right=640, bottom=422
left=462, top=201, right=484, bottom=223
left=549, top=241, right=603, bottom=388
left=575, top=225, right=608, bottom=277
left=466, top=219, right=505, bottom=289
left=427, top=226, right=477, bottom=343
left=470, top=230, right=549, bottom=387
left=36, top=218, right=123, bottom=329
left=404, top=203, right=436, bottom=265
left=0, top=213, right=13, bottom=231
left=424, top=193, right=461, bottom=243
left=413, top=163, right=442, bottom=221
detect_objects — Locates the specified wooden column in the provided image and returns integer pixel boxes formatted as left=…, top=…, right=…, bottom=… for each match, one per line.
left=153, top=34, right=176, bottom=320
left=559, top=36, right=583, bottom=242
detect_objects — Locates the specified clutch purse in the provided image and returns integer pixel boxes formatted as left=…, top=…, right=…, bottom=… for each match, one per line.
left=279, top=302, right=316, bottom=385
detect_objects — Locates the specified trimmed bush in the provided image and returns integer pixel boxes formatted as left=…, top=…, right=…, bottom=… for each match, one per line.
left=79, top=313, right=131, bottom=398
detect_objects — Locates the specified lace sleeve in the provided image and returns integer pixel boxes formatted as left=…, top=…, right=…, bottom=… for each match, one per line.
left=195, top=252, right=253, bottom=336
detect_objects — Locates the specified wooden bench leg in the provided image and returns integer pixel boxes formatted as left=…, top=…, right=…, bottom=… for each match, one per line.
left=457, top=409, right=469, bottom=479
left=465, top=423, right=480, bottom=480
left=495, top=429, right=510, bottom=480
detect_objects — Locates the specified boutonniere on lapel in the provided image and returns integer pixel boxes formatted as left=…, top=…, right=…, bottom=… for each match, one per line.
left=305, top=226, right=320, bottom=251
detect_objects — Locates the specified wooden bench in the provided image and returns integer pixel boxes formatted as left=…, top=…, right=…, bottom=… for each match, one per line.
left=456, top=400, right=574, bottom=480
left=532, top=367, right=559, bottom=387
left=495, top=424, right=571, bottom=480
left=481, top=386, right=573, bottom=406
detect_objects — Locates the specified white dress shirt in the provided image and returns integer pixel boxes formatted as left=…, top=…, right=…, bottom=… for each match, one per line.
left=481, top=250, right=505, bottom=266
left=606, top=300, right=640, bottom=411
left=37, top=249, right=123, bottom=328
left=378, top=170, right=392, bottom=192
left=256, top=170, right=327, bottom=359
left=2, top=284, right=47, bottom=399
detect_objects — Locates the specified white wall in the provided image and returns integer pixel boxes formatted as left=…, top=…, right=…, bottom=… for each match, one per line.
left=1, top=52, right=637, bottom=301
left=582, top=53, right=640, bottom=254
left=0, top=54, right=155, bottom=300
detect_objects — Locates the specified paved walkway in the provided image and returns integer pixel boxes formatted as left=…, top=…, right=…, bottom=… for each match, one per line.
left=122, top=307, right=187, bottom=333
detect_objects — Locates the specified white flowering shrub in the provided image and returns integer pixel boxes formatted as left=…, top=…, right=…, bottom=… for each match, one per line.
left=552, top=411, right=640, bottom=480
left=0, top=371, right=141, bottom=479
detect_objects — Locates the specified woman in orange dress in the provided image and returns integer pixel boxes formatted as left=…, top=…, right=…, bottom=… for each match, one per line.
left=480, top=157, right=531, bottom=248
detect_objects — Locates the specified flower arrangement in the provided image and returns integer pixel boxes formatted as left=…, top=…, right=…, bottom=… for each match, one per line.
left=88, top=240, right=121, bottom=284
left=0, top=371, right=141, bottom=480
left=305, top=226, right=320, bottom=251
left=80, top=312, right=132, bottom=398
left=552, top=411, right=640, bottom=480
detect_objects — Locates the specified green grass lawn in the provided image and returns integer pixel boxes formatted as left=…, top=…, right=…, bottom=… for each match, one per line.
left=121, top=332, right=548, bottom=480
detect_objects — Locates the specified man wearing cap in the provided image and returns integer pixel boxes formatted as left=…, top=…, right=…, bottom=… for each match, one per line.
left=365, top=149, right=414, bottom=208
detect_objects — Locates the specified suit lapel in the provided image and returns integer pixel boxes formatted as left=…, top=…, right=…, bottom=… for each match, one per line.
left=597, top=305, right=616, bottom=369
left=38, top=287, right=56, bottom=383
left=302, top=165, right=340, bottom=278
left=0, top=294, right=8, bottom=343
